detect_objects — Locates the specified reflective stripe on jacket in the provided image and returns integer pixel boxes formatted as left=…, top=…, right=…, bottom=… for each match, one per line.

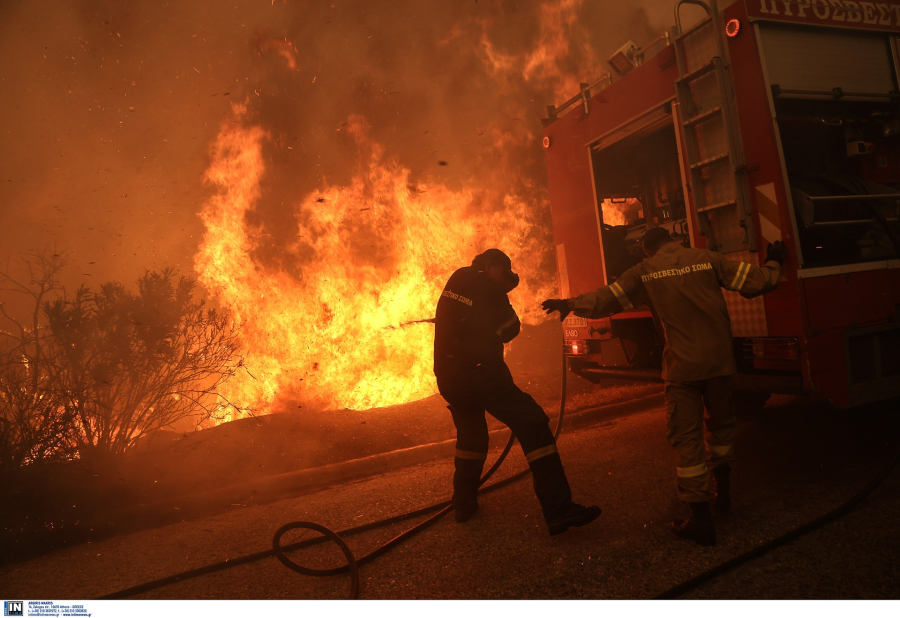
left=569, top=242, right=781, bottom=382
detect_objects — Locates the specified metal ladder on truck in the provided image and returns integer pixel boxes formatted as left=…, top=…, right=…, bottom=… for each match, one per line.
left=672, top=0, right=756, bottom=253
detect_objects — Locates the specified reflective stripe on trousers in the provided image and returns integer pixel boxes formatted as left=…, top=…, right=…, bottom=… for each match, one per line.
left=708, top=444, right=734, bottom=458
left=440, top=364, right=572, bottom=523
left=665, top=375, right=735, bottom=503
left=676, top=462, right=708, bottom=478
left=525, top=444, right=558, bottom=463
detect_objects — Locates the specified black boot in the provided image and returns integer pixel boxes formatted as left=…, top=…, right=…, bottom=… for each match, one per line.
left=528, top=451, right=600, bottom=535
left=671, top=501, right=717, bottom=546
left=547, top=502, right=602, bottom=536
left=711, top=465, right=731, bottom=513
left=453, top=494, right=479, bottom=523
left=453, top=457, right=484, bottom=523
left=528, top=451, right=573, bottom=522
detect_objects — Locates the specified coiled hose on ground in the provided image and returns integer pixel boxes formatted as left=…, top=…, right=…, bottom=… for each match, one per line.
left=101, top=348, right=569, bottom=600
left=99, top=347, right=900, bottom=600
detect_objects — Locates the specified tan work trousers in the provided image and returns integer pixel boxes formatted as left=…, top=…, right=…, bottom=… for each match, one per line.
left=664, top=375, right=736, bottom=503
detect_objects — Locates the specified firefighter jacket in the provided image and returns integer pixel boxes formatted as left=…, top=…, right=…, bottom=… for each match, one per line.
left=434, top=266, right=521, bottom=377
left=569, top=242, right=782, bottom=382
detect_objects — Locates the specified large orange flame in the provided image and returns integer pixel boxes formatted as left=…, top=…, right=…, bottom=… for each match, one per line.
left=195, top=107, right=553, bottom=421
left=480, top=0, right=601, bottom=102
left=600, top=198, right=643, bottom=227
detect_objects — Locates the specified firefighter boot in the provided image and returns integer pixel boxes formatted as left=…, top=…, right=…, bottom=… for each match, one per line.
left=671, top=501, right=717, bottom=546
left=528, top=451, right=600, bottom=535
left=453, top=457, right=484, bottom=523
left=547, top=502, right=603, bottom=536
left=711, top=465, right=731, bottom=513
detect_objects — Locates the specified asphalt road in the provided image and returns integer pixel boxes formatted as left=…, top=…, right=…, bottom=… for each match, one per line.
left=3, top=394, right=899, bottom=600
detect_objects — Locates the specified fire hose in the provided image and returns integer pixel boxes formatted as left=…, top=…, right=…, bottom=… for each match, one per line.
left=99, top=343, right=569, bottom=600
left=98, top=342, right=900, bottom=600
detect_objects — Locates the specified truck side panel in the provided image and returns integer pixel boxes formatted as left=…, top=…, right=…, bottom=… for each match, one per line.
left=803, top=269, right=900, bottom=407
left=725, top=0, right=805, bottom=338
left=582, top=53, right=679, bottom=156
left=543, top=54, right=680, bottom=296
left=804, top=266, right=900, bottom=407
left=543, top=117, right=600, bottom=297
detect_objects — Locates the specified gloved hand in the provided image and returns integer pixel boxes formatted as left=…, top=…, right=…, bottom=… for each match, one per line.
left=541, top=298, right=572, bottom=322
left=765, top=240, right=788, bottom=266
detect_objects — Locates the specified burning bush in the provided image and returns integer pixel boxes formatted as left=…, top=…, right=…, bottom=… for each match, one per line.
left=0, top=251, right=244, bottom=474
left=195, top=112, right=555, bottom=418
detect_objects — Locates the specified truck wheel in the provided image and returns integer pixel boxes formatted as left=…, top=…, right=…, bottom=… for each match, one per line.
left=733, top=391, right=770, bottom=414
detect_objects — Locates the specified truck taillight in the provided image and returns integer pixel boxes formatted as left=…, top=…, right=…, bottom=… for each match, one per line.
left=564, top=340, right=588, bottom=355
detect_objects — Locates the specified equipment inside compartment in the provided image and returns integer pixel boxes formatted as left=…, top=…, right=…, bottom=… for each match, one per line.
left=776, top=97, right=900, bottom=268
left=590, top=121, right=689, bottom=282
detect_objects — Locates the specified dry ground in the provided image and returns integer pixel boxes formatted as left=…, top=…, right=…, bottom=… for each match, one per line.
left=0, top=321, right=658, bottom=564
left=2, top=391, right=898, bottom=600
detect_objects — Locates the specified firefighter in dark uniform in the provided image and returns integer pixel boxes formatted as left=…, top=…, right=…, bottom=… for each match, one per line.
left=542, top=229, right=786, bottom=546
left=434, top=248, right=601, bottom=536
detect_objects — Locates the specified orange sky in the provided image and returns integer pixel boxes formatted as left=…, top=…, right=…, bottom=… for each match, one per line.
left=0, top=0, right=709, bottom=320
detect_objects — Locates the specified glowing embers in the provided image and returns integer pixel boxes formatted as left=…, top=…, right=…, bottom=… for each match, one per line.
left=194, top=110, right=553, bottom=421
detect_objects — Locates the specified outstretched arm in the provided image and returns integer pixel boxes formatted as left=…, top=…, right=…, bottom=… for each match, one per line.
left=714, top=241, right=785, bottom=298
left=543, top=266, right=645, bottom=320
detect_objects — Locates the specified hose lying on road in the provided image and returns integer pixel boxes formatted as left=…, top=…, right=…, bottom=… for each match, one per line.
left=99, top=348, right=570, bottom=600
left=99, top=349, right=900, bottom=600
left=656, top=436, right=900, bottom=599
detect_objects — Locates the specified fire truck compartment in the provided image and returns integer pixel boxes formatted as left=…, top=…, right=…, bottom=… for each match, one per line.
left=544, top=0, right=900, bottom=406
left=590, top=119, right=689, bottom=283
left=777, top=97, right=900, bottom=269
left=763, top=23, right=900, bottom=269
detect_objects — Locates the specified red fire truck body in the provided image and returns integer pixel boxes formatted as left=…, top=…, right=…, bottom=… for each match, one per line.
left=542, top=0, right=900, bottom=408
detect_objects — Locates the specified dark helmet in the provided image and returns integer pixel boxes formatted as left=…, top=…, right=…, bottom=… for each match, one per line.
left=471, top=248, right=512, bottom=271
left=472, top=248, right=519, bottom=292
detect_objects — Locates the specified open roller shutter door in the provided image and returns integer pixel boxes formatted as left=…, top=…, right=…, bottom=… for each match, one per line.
left=589, top=103, right=672, bottom=153
left=759, top=23, right=896, bottom=99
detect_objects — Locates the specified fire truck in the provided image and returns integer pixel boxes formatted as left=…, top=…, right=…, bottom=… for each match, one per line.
left=542, top=0, right=900, bottom=408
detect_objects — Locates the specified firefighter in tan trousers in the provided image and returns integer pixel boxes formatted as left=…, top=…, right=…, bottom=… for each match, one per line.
left=542, top=227, right=786, bottom=546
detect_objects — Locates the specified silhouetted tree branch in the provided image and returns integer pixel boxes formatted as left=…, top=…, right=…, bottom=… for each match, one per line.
left=0, top=249, right=74, bottom=475
left=44, top=268, right=245, bottom=460
left=0, top=254, right=246, bottom=474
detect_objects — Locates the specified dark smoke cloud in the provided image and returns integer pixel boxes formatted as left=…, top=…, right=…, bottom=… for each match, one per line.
left=0, top=0, right=697, bottom=318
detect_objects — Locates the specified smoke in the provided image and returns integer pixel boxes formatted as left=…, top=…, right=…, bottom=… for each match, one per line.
left=0, top=0, right=680, bottom=312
